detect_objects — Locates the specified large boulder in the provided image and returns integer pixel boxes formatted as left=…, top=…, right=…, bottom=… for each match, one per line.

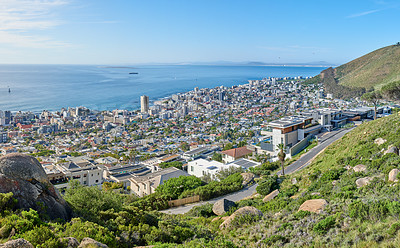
left=374, top=138, right=387, bottom=145
left=298, top=199, right=327, bottom=214
left=0, top=238, right=34, bottom=248
left=62, top=237, right=80, bottom=248
left=78, top=238, right=108, bottom=248
left=388, top=169, right=399, bottom=182
left=353, top=164, right=367, bottom=173
left=355, top=177, right=371, bottom=187
left=219, top=206, right=263, bottom=229
left=384, top=145, right=399, bottom=156
left=263, top=189, right=279, bottom=202
left=212, top=199, right=236, bottom=216
left=0, top=153, right=71, bottom=220
left=241, top=172, right=255, bottom=186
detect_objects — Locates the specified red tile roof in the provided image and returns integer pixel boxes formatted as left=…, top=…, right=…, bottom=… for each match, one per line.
left=221, top=146, right=252, bottom=158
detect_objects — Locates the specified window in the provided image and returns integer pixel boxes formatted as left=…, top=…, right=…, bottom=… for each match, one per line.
left=191, top=166, right=194, bottom=172
left=95, top=180, right=98, bottom=183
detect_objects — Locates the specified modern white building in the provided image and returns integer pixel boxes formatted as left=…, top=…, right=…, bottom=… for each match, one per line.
left=188, top=158, right=239, bottom=179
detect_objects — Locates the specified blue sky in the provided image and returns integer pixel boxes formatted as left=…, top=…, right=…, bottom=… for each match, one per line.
left=0, top=0, right=399, bottom=65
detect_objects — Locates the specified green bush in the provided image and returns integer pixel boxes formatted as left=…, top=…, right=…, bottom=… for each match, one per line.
left=313, top=215, right=336, bottom=234
left=180, top=173, right=243, bottom=200
left=294, top=210, right=311, bottom=219
left=186, top=204, right=215, bottom=218
left=156, top=175, right=202, bottom=199
left=256, top=175, right=278, bottom=195
left=388, top=222, right=400, bottom=236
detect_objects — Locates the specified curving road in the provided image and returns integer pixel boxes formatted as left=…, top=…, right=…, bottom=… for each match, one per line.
left=161, top=127, right=354, bottom=215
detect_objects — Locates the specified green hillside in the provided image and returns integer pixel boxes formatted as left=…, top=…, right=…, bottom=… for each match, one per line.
left=337, top=44, right=400, bottom=90
left=306, top=44, right=400, bottom=99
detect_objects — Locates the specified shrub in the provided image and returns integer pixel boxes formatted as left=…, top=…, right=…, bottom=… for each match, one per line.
left=186, top=204, right=215, bottom=218
left=388, top=222, right=400, bottom=236
left=294, top=210, right=311, bottom=219
left=156, top=176, right=202, bottom=199
left=180, top=173, right=243, bottom=201
left=263, top=235, right=287, bottom=246
left=256, top=175, right=278, bottom=195
left=313, top=215, right=336, bottom=234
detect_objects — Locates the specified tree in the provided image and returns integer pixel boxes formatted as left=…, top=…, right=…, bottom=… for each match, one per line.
left=381, top=81, right=400, bottom=102
left=155, top=175, right=202, bottom=199
left=223, top=143, right=234, bottom=151
left=277, top=143, right=286, bottom=176
left=361, top=91, right=382, bottom=120
left=180, top=142, right=190, bottom=152
left=212, top=152, right=222, bottom=162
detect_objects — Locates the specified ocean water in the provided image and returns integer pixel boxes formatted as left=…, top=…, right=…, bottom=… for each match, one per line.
left=0, top=64, right=327, bottom=112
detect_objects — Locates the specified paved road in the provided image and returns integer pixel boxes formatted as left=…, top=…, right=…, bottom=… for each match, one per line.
left=278, top=127, right=354, bottom=175
left=161, top=127, right=354, bottom=215
left=160, top=183, right=258, bottom=214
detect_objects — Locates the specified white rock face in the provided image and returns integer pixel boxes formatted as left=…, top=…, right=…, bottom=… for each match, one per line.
left=356, top=177, right=371, bottom=187
left=388, top=169, right=399, bottom=182
left=353, top=164, right=367, bottom=173
left=374, top=138, right=387, bottom=145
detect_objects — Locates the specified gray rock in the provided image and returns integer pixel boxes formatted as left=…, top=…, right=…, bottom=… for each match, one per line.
left=384, top=145, right=399, bottom=156
left=241, top=172, right=255, bottom=186
left=0, top=153, right=71, bottom=220
left=298, top=199, right=328, bottom=213
left=353, top=164, right=367, bottom=173
left=0, top=238, right=34, bottom=248
left=212, top=199, right=236, bottom=216
left=355, top=177, right=371, bottom=187
left=388, top=169, right=399, bottom=182
left=62, top=237, right=80, bottom=248
left=263, top=189, right=279, bottom=202
left=220, top=206, right=263, bottom=229
left=78, top=238, right=108, bottom=248
left=374, top=138, right=387, bottom=145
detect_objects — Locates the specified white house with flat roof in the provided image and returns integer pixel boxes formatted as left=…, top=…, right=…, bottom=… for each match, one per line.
left=188, top=158, right=240, bottom=179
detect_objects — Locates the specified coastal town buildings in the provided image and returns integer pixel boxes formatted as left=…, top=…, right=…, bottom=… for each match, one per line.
left=0, top=75, right=391, bottom=195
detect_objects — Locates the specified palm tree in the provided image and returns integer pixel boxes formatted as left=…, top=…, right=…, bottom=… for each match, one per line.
left=277, top=143, right=286, bottom=176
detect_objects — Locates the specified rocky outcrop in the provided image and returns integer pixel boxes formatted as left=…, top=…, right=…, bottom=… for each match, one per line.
left=78, top=238, right=108, bottom=248
left=0, top=153, right=71, bottom=220
left=353, top=164, right=367, bottom=173
left=241, top=172, right=255, bottom=186
left=0, top=238, right=34, bottom=248
left=212, top=199, right=236, bottom=216
left=374, top=138, right=387, bottom=145
left=62, top=237, right=80, bottom=248
left=219, top=206, right=263, bottom=229
left=384, top=145, right=399, bottom=156
left=263, top=189, right=279, bottom=202
left=355, top=177, right=371, bottom=187
left=389, top=169, right=399, bottom=182
left=298, top=199, right=327, bottom=214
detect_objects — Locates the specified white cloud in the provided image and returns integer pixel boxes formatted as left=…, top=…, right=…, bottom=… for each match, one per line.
left=0, top=0, right=69, bottom=48
left=346, top=9, right=381, bottom=18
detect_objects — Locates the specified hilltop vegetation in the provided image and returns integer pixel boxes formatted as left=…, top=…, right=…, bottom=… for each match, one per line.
left=305, top=44, right=400, bottom=99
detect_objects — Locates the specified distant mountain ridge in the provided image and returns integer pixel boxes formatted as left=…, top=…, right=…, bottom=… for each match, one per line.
left=306, top=44, right=400, bottom=99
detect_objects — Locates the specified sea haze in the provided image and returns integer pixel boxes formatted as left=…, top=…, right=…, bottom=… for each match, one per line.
left=0, top=64, right=326, bottom=112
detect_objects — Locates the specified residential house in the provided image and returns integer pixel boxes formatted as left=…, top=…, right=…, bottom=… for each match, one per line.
left=129, top=167, right=189, bottom=197
left=221, top=146, right=253, bottom=164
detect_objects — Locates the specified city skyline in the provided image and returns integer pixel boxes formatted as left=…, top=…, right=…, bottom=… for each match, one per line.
left=0, top=0, right=399, bottom=65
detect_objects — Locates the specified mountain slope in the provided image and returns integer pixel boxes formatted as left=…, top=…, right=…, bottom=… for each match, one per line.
left=306, top=44, right=400, bottom=99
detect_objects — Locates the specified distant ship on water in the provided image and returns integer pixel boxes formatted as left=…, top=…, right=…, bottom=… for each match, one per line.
left=129, top=72, right=138, bottom=74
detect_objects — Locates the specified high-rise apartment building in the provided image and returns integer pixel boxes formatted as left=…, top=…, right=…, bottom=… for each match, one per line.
left=141, top=95, right=149, bottom=113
